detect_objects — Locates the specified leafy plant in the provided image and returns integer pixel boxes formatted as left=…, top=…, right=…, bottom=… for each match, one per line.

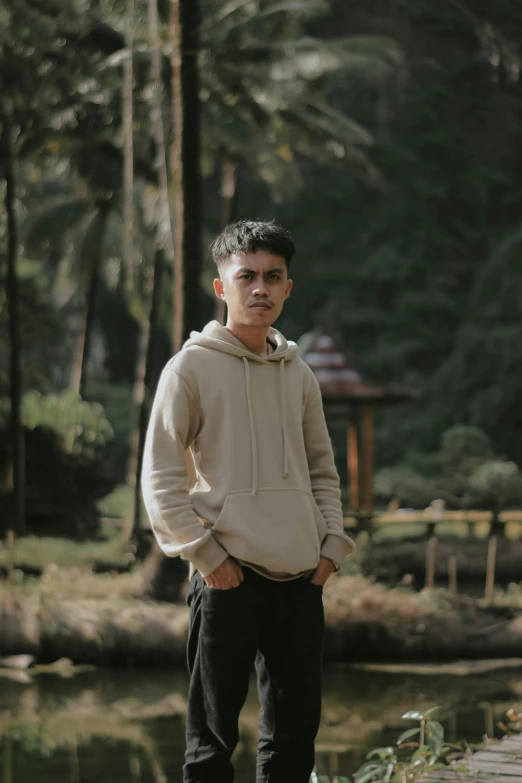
left=374, top=425, right=522, bottom=512
left=0, top=389, right=114, bottom=455
left=349, top=706, right=466, bottom=783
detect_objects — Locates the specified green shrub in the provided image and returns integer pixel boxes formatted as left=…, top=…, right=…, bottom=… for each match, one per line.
left=0, top=392, right=116, bottom=538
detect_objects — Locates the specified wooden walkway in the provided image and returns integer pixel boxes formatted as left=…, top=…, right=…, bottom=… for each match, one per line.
left=422, top=732, right=522, bottom=782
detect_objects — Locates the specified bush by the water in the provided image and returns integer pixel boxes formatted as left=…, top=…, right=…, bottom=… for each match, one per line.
left=375, top=425, right=522, bottom=512
left=0, top=427, right=115, bottom=539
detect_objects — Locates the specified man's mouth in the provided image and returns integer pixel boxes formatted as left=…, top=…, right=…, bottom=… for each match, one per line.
left=250, top=302, right=272, bottom=309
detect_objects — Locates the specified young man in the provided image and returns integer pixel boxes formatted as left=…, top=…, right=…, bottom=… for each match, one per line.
left=141, top=220, right=355, bottom=783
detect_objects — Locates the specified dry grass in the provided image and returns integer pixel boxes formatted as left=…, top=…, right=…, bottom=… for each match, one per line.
left=323, top=573, right=436, bottom=626
left=3, top=564, right=522, bottom=666
left=0, top=567, right=189, bottom=664
left=31, top=563, right=145, bottom=601
left=39, top=597, right=189, bottom=665
left=0, top=534, right=134, bottom=570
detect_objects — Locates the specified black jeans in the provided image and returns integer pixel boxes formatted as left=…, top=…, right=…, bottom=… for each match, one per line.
left=182, top=566, right=325, bottom=783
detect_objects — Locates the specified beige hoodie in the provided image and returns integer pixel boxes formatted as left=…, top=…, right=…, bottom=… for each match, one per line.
left=141, top=320, right=355, bottom=580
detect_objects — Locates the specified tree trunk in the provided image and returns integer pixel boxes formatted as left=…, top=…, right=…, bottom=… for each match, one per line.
left=123, top=0, right=135, bottom=282
left=128, top=251, right=163, bottom=555
left=64, top=296, right=90, bottom=451
left=148, top=0, right=175, bottom=263
left=78, top=205, right=109, bottom=399
left=141, top=542, right=189, bottom=602
left=221, top=159, right=239, bottom=227
left=69, top=301, right=88, bottom=395
left=125, top=271, right=152, bottom=544
left=2, top=110, right=25, bottom=536
left=170, top=0, right=203, bottom=351
left=78, top=260, right=102, bottom=400
left=128, top=0, right=177, bottom=557
left=215, top=158, right=238, bottom=324
left=143, top=0, right=203, bottom=597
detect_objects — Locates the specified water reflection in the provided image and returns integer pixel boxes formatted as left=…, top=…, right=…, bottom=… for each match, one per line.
left=1, top=664, right=520, bottom=781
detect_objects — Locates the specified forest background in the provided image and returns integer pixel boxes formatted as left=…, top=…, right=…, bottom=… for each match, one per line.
left=2, top=0, right=522, bottom=548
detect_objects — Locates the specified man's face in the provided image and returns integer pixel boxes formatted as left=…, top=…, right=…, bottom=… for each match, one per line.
left=214, top=250, right=293, bottom=327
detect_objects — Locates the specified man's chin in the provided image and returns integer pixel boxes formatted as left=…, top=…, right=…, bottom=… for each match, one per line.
left=244, top=308, right=279, bottom=326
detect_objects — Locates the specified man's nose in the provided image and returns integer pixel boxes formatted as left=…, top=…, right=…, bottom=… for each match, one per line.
left=252, top=278, right=269, bottom=296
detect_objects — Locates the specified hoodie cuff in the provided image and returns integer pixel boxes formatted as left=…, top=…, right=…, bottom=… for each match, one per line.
left=320, top=533, right=356, bottom=569
left=189, top=534, right=229, bottom=578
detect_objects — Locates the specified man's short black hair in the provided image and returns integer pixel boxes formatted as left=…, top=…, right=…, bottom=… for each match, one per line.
left=210, top=220, right=295, bottom=272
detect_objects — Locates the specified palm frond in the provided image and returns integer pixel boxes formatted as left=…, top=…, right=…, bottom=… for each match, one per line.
left=305, top=100, right=374, bottom=145
left=202, top=0, right=326, bottom=38
left=24, top=198, right=90, bottom=260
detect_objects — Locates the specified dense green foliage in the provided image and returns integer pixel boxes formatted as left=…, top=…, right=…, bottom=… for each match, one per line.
left=0, top=390, right=115, bottom=536
left=0, top=424, right=116, bottom=538
left=375, top=425, right=522, bottom=510
left=264, top=1, right=522, bottom=466
left=1, top=0, right=521, bottom=532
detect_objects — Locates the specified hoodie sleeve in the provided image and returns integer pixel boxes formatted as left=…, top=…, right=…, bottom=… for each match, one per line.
left=141, top=362, right=229, bottom=577
left=303, top=371, right=356, bottom=569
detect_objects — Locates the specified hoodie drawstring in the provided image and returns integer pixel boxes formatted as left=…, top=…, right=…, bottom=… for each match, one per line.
left=242, top=356, right=289, bottom=499
left=243, top=357, right=259, bottom=498
left=279, top=358, right=289, bottom=479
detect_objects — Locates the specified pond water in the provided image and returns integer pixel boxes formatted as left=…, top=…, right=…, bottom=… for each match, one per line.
left=1, top=663, right=521, bottom=781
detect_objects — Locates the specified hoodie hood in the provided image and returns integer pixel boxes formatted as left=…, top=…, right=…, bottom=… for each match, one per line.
left=183, top=319, right=299, bottom=363
left=183, top=320, right=298, bottom=498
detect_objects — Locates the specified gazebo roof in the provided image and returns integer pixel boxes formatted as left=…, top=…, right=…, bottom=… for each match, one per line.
left=298, top=331, right=412, bottom=405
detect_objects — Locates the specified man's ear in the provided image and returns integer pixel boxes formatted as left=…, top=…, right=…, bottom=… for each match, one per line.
left=284, top=279, right=293, bottom=299
left=213, top=277, right=224, bottom=299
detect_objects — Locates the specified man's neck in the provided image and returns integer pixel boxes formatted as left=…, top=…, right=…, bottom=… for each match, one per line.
left=225, top=321, right=271, bottom=356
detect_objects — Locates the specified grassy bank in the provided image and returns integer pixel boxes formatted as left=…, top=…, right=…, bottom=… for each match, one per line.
left=2, top=566, right=522, bottom=665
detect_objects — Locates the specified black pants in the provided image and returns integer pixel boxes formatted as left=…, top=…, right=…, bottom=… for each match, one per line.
left=182, top=566, right=325, bottom=783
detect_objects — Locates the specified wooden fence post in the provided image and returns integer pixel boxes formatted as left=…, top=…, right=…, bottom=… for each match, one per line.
left=5, top=529, right=15, bottom=610
left=3, top=735, right=13, bottom=783
left=481, top=701, right=494, bottom=739
left=348, top=421, right=359, bottom=512
left=328, top=750, right=339, bottom=778
left=69, top=738, right=80, bottom=783
left=485, top=535, right=497, bottom=604
left=425, top=537, right=438, bottom=590
left=363, top=406, right=374, bottom=514
left=448, top=555, right=457, bottom=594
left=130, top=750, right=141, bottom=782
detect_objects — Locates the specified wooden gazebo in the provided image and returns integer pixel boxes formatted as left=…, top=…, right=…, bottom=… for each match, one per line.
left=299, top=332, right=412, bottom=514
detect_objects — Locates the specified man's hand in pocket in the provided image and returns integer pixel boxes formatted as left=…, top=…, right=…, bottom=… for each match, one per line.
left=309, top=556, right=336, bottom=586
left=205, top=557, right=244, bottom=589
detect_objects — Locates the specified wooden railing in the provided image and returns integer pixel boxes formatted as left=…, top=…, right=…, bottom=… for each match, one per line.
left=343, top=509, right=522, bottom=535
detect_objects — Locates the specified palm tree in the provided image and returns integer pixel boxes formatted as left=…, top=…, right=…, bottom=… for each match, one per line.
left=0, top=0, right=115, bottom=535
left=129, top=0, right=176, bottom=553
left=170, top=0, right=204, bottom=351
left=123, top=0, right=136, bottom=286
left=201, top=1, right=400, bottom=194
left=0, top=106, right=25, bottom=536
left=214, top=158, right=237, bottom=322
left=138, top=0, right=205, bottom=597
left=121, top=0, right=158, bottom=548
left=200, top=1, right=400, bottom=322
left=25, top=182, right=118, bottom=398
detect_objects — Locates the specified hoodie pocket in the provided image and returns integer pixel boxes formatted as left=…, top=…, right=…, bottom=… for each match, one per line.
left=211, top=488, right=327, bottom=573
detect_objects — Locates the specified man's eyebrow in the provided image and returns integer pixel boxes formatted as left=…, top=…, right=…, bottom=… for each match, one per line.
left=236, top=267, right=284, bottom=275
